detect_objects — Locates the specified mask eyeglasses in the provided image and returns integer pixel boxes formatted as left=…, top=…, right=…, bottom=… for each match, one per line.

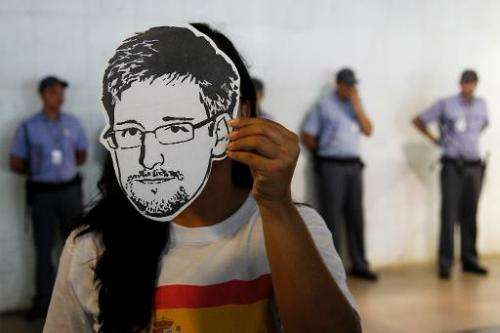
left=103, top=116, right=219, bottom=150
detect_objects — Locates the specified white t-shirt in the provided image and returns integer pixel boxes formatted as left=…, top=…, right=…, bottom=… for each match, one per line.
left=44, top=195, right=357, bottom=333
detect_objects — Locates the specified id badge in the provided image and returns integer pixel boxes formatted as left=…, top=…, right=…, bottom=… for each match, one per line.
left=455, top=118, right=467, bottom=132
left=51, top=149, right=63, bottom=165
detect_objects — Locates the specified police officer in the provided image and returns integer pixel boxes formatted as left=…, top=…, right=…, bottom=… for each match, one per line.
left=413, top=70, right=489, bottom=279
left=252, top=77, right=273, bottom=120
left=9, top=76, right=88, bottom=317
left=301, top=68, right=377, bottom=281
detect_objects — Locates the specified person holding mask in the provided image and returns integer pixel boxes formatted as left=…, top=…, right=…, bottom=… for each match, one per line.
left=413, top=70, right=489, bottom=279
left=301, top=68, right=377, bottom=281
left=44, top=25, right=360, bottom=333
left=9, top=76, right=88, bottom=318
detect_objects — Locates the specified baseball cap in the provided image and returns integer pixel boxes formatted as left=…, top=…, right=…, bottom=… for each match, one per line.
left=336, top=68, right=358, bottom=86
left=38, top=76, right=68, bottom=93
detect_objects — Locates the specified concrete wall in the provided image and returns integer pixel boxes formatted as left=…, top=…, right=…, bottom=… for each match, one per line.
left=1, top=0, right=500, bottom=311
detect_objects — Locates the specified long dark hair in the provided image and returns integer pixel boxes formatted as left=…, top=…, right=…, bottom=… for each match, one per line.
left=77, top=23, right=256, bottom=332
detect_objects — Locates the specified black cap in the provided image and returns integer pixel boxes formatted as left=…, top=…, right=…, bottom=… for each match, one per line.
left=336, top=68, right=358, bottom=86
left=38, top=76, right=68, bottom=93
left=460, top=70, right=479, bottom=83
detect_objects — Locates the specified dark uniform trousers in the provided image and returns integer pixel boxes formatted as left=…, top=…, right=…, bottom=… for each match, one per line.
left=30, top=180, right=83, bottom=308
left=439, top=159, right=483, bottom=270
left=315, top=157, right=368, bottom=271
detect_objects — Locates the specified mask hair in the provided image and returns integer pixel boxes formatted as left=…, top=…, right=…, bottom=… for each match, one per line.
left=101, top=26, right=240, bottom=126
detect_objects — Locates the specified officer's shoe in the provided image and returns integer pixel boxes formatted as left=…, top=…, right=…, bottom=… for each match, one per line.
left=24, top=305, right=48, bottom=320
left=439, top=268, right=451, bottom=280
left=462, top=263, right=488, bottom=276
left=348, top=268, right=379, bottom=282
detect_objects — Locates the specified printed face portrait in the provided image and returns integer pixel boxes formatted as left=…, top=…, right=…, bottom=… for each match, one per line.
left=100, top=25, right=240, bottom=221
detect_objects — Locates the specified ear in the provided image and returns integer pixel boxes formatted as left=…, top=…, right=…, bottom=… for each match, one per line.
left=211, top=113, right=232, bottom=160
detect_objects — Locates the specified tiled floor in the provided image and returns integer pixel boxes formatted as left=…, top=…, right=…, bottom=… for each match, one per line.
left=1, top=257, right=499, bottom=333
left=349, top=257, right=500, bottom=333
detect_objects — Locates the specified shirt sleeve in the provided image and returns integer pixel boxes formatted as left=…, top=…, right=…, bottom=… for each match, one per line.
left=301, top=104, right=322, bottom=136
left=75, top=121, right=89, bottom=151
left=44, top=234, right=95, bottom=333
left=296, top=205, right=358, bottom=312
left=419, top=99, right=444, bottom=124
left=10, top=122, right=29, bottom=159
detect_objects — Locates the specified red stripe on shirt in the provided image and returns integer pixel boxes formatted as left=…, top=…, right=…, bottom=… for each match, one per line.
left=155, top=274, right=273, bottom=309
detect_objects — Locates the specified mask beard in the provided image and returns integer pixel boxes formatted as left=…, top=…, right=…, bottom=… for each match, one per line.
left=124, top=169, right=190, bottom=218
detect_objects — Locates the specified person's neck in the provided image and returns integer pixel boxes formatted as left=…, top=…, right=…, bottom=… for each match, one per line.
left=173, top=159, right=250, bottom=228
left=335, top=90, right=349, bottom=103
left=43, top=107, right=61, bottom=121
left=460, top=92, right=474, bottom=103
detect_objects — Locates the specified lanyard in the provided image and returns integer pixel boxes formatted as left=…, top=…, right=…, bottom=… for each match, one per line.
left=43, top=116, right=65, bottom=148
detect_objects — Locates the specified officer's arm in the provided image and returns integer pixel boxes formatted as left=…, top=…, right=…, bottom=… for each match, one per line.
left=9, top=155, right=28, bottom=174
left=350, top=88, right=373, bottom=136
left=75, top=150, right=87, bottom=166
left=353, top=106, right=373, bottom=136
left=300, top=132, right=317, bottom=152
left=412, top=116, right=439, bottom=145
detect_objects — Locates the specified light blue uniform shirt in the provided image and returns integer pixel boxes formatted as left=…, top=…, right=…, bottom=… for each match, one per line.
left=419, top=94, right=488, bottom=160
left=10, top=111, right=88, bottom=183
left=302, top=93, right=361, bottom=158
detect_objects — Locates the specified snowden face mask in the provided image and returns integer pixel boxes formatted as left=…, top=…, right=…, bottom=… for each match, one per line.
left=100, top=25, right=240, bottom=222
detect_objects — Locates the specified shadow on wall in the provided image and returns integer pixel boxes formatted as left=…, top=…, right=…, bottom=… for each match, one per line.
left=402, top=141, right=440, bottom=257
left=403, top=142, right=439, bottom=184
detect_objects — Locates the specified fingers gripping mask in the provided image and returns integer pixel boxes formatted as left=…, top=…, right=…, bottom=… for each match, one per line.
left=100, top=25, right=240, bottom=222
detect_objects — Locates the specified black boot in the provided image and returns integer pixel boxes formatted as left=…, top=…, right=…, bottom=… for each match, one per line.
left=439, top=267, right=451, bottom=280
left=348, top=268, right=379, bottom=281
left=24, top=305, right=48, bottom=320
left=462, top=263, right=488, bottom=276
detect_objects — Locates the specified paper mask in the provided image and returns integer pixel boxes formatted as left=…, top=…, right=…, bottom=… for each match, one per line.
left=100, top=25, right=241, bottom=222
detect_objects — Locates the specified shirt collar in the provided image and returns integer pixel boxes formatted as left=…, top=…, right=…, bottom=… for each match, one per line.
left=457, top=93, right=476, bottom=106
left=39, top=110, right=64, bottom=122
left=169, top=195, right=257, bottom=246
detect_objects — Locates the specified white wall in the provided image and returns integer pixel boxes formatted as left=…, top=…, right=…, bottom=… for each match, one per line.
left=1, top=0, right=500, bottom=311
